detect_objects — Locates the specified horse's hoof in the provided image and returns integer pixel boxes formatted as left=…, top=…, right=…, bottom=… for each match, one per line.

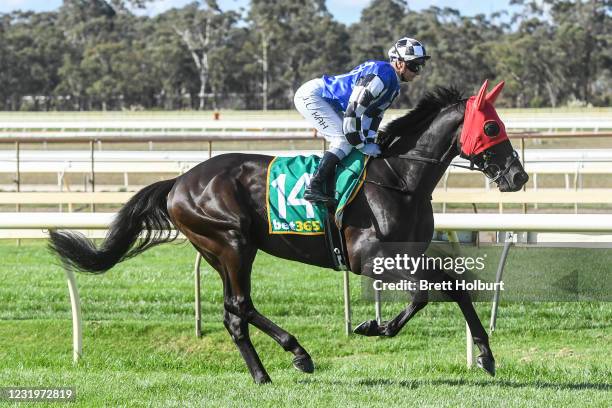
left=254, top=373, right=272, bottom=384
left=293, top=354, right=315, bottom=374
left=353, top=319, right=380, bottom=336
left=477, top=355, right=496, bottom=377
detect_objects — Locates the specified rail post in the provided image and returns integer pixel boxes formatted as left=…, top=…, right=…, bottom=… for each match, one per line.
left=343, top=270, right=352, bottom=336
left=521, top=137, right=527, bottom=214
left=194, top=253, right=203, bottom=338
left=15, top=141, right=21, bottom=246
left=490, top=232, right=513, bottom=333
left=447, top=230, right=474, bottom=368
left=64, top=267, right=83, bottom=364
left=90, top=140, right=95, bottom=212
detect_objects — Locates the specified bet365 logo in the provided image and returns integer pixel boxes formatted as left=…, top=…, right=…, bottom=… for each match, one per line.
left=272, top=219, right=322, bottom=232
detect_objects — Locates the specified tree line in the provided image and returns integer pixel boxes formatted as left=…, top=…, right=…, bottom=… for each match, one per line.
left=0, top=0, right=609, bottom=111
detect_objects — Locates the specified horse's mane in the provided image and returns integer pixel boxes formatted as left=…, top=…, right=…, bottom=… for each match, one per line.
left=378, top=86, right=465, bottom=153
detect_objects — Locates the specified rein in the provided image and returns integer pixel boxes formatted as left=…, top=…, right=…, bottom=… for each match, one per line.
left=362, top=134, right=461, bottom=193
left=355, top=96, right=513, bottom=194
left=363, top=134, right=516, bottom=193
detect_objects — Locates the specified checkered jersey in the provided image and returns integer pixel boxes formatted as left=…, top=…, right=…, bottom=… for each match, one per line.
left=320, top=61, right=400, bottom=149
left=342, top=73, right=399, bottom=148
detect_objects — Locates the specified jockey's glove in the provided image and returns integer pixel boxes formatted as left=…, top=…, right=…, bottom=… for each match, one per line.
left=359, top=143, right=381, bottom=157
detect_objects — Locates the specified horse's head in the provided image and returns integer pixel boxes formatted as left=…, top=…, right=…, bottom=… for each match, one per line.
left=459, top=80, right=529, bottom=192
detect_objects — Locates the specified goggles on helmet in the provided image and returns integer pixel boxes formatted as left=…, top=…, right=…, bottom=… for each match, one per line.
left=406, top=59, right=426, bottom=74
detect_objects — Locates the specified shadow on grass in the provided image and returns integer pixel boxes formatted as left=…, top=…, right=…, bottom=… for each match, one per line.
left=298, top=377, right=611, bottom=391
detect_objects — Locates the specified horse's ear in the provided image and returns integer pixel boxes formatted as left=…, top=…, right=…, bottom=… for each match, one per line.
left=474, top=79, right=489, bottom=111
left=486, top=81, right=505, bottom=105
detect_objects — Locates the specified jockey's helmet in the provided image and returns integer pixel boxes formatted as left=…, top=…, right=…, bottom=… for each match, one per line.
left=388, top=37, right=431, bottom=63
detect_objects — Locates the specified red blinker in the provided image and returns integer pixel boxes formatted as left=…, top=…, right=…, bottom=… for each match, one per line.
left=459, top=80, right=508, bottom=157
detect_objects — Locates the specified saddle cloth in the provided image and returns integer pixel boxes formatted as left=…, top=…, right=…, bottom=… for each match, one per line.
left=266, top=150, right=367, bottom=235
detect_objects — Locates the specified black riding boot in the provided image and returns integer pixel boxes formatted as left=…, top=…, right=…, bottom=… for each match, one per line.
left=304, top=152, right=340, bottom=204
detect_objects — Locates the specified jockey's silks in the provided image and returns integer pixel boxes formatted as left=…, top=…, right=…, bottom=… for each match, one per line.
left=321, top=61, right=401, bottom=148
left=321, top=60, right=400, bottom=111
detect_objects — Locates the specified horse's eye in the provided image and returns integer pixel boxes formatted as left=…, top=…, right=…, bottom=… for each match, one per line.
left=484, top=121, right=500, bottom=137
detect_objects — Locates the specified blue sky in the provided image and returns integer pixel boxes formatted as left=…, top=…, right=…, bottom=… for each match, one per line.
left=0, top=0, right=517, bottom=25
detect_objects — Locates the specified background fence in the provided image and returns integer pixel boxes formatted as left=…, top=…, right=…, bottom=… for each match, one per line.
left=1, top=113, right=611, bottom=216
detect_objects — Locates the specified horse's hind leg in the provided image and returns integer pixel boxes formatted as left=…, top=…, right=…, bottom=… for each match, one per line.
left=169, top=171, right=311, bottom=382
left=219, top=247, right=314, bottom=374
left=218, top=246, right=273, bottom=384
left=248, top=309, right=314, bottom=373
left=202, top=240, right=313, bottom=381
left=223, top=309, right=270, bottom=383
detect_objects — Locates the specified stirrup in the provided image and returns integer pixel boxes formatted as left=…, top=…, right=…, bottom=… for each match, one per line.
left=304, top=188, right=337, bottom=205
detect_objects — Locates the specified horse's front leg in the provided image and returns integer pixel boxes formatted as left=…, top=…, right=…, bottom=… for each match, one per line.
left=354, top=290, right=428, bottom=337
left=440, top=280, right=496, bottom=376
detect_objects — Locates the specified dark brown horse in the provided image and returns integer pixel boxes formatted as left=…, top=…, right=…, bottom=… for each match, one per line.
left=49, top=82, right=528, bottom=384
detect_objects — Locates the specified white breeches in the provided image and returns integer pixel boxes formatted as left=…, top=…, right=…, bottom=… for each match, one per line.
left=294, top=78, right=353, bottom=159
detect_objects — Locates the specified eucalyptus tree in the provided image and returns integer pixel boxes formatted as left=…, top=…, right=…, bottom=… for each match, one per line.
left=248, top=0, right=281, bottom=110
left=508, top=0, right=611, bottom=106
left=547, top=0, right=610, bottom=105
left=389, top=7, right=500, bottom=106
left=0, top=11, right=64, bottom=110
left=56, top=0, right=117, bottom=109
left=163, top=0, right=240, bottom=110
left=489, top=17, right=563, bottom=107
left=0, top=0, right=608, bottom=110
left=349, top=0, right=408, bottom=65
left=146, top=14, right=199, bottom=109
left=248, top=0, right=350, bottom=109
left=0, top=15, right=10, bottom=109
left=55, top=0, right=162, bottom=110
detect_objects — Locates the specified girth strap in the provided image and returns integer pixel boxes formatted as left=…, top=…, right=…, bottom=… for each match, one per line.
left=322, top=177, right=350, bottom=271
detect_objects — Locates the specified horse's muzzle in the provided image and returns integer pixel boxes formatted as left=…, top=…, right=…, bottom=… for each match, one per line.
left=499, top=166, right=529, bottom=192
left=513, top=171, right=529, bottom=187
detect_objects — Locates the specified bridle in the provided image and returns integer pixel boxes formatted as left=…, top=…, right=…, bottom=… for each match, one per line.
left=363, top=133, right=520, bottom=193
left=359, top=133, right=460, bottom=193
left=352, top=95, right=520, bottom=193
left=475, top=149, right=520, bottom=184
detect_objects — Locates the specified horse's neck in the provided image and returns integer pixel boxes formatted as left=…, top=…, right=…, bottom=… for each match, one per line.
left=383, top=103, right=463, bottom=195
left=401, top=131, right=457, bottom=195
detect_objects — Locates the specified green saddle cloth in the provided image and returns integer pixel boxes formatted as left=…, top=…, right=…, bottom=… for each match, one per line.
left=266, top=150, right=367, bottom=235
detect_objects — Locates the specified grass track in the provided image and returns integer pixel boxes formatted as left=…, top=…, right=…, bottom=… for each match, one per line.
left=0, top=241, right=610, bottom=407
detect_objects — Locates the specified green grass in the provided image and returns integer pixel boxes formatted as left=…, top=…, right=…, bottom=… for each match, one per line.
left=0, top=241, right=610, bottom=407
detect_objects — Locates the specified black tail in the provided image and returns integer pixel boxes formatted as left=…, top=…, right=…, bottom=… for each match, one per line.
left=49, top=178, right=177, bottom=274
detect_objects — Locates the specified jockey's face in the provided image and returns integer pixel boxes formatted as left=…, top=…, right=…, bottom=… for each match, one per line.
left=393, top=60, right=417, bottom=82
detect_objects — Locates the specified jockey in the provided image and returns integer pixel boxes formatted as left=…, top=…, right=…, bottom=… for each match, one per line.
left=294, top=37, right=430, bottom=204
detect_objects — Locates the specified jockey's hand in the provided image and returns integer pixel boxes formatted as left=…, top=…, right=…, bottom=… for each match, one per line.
left=359, top=143, right=381, bottom=157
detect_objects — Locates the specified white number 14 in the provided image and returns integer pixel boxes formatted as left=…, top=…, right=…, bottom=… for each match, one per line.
left=271, top=173, right=316, bottom=219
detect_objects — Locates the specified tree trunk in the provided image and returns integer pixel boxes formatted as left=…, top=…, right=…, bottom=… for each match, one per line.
left=186, top=49, right=209, bottom=111
left=199, top=78, right=206, bottom=110
left=262, top=34, right=268, bottom=111
left=200, top=52, right=209, bottom=110
left=211, top=79, right=218, bottom=111
left=545, top=81, right=557, bottom=108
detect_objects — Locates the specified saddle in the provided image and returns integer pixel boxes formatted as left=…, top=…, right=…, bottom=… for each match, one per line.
left=266, top=151, right=368, bottom=270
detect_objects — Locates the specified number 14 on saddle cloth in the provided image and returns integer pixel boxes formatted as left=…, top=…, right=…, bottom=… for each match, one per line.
left=266, top=150, right=367, bottom=235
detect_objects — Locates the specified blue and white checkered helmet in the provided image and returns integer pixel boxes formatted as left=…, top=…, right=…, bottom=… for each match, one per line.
left=388, top=37, right=430, bottom=62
